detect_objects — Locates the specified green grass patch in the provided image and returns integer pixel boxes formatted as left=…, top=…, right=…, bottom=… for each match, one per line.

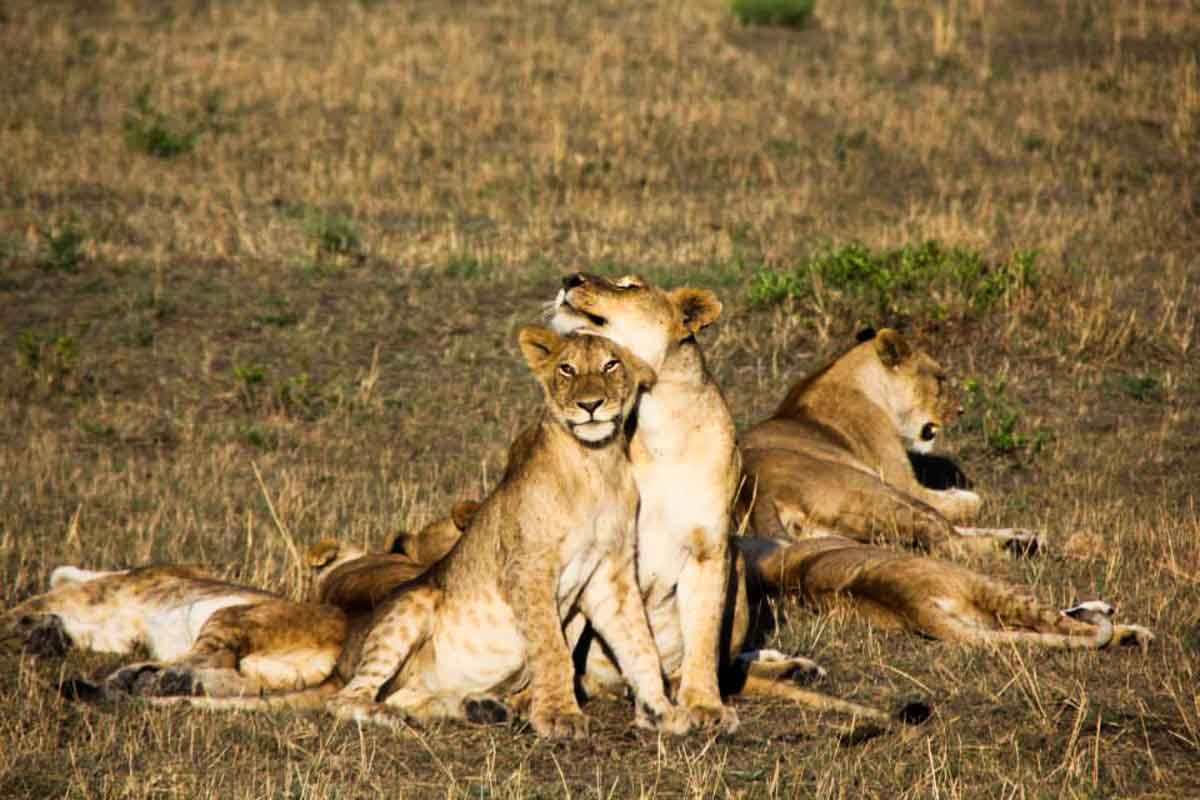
left=123, top=87, right=203, bottom=159
left=443, top=254, right=495, bottom=281
left=1111, top=373, right=1164, bottom=403
left=730, top=0, right=816, bottom=28
left=959, top=377, right=1051, bottom=459
left=37, top=220, right=86, bottom=272
left=747, top=241, right=1039, bottom=320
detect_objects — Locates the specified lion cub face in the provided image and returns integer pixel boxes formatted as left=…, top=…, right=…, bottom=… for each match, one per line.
left=549, top=273, right=722, bottom=371
left=872, top=329, right=956, bottom=454
left=518, top=326, right=655, bottom=445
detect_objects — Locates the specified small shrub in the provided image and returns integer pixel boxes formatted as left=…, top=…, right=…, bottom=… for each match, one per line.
left=255, top=297, right=299, bottom=328
left=233, top=363, right=267, bottom=407
left=303, top=209, right=363, bottom=268
left=1113, top=373, right=1163, bottom=403
left=123, top=87, right=201, bottom=159
left=748, top=241, right=1039, bottom=320
left=444, top=254, right=493, bottom=281
left=15, top=331, right=81, bottom=394
left=959, top=378, right=1051, bottom=458
left=730, top=0, right=816, bottom=29
left=241, top=425, right=278, bottom=451
left=37, top=221, right=87, bottom=272
left=304, top=212, right=360, bottom=260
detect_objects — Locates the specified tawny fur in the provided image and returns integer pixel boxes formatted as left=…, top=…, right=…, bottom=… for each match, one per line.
left=311, top=502, right=481, bottom=614
left=741, top=535, right=1153, bottom=649
left=1, top=549, right=364, bottom=699
left=548, top=275, right=910, bottom=731
left=739, top=329, right=1040, bottom=558
left=326, top=328, right=689, bottom=739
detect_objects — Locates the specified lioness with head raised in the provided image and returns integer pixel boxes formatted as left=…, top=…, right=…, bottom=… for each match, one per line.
left=550, top=273, right=742, bottom=730
left=739, top=328, right=1040, bottom=558
left=326, top=326, right=690, bottom=738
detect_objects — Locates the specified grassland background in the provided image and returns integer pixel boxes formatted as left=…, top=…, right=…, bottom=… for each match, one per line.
left=1, top=0, right=1198, bottom=797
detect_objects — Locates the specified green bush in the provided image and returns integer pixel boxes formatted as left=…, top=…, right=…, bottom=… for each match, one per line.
left=748, top=241, right=1039, bottom=319
left=730, top=0, right=816, bottom=29
left=37, top=221, right=87, bottom=272
left=123, top=87, right=201, bottom=159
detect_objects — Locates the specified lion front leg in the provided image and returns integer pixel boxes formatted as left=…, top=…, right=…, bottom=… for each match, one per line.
left=578, top=554, right=689, bottom=736
left=506, top=560, right=589, bottom=740
left=674, top=533, right=739, bottom=733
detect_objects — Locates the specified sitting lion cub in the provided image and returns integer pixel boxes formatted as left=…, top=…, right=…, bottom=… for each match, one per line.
left=328, top=326, right=690, bottom=739
left=739, top=328, right=1040, bottom=557
left=745, top=535, right=1154, bottom=649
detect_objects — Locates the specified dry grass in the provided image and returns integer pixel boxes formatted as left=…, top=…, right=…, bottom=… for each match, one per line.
left=2, top=0, right=1198, bottom=796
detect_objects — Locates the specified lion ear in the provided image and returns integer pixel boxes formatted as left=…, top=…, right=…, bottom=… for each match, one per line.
left=305, top=539, right=342, bottom=569
left=874, top=328, right=911, bottom=368
left=668, top=288, right=723, bottom=337
left=517, top=325, right=564, bottom=372
left=450, top=499, right=481, bottom=531
left=624, top=349, right=657, bottom=392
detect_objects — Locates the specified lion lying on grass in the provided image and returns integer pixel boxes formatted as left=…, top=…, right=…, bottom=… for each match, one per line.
left=744, top=535, right=1154, bottom=649
left=1, top=547, right=363, bottom=701
left=739, top=328, right=1041, bottom=558
left=0, top=503, right=478, bottom=704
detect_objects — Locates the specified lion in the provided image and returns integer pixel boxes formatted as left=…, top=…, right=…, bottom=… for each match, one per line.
left=1, top=543, right=366, bottom=702
left=744, top=535, right=1154, bottom=649
left=546, top=274, right=927, bottom=732
left=24, top=508, right=482, bottom=709
left=312, top=499, right=482, bottom=614
left=739, top=327, right=1041, bottom=558
left=325, top=326, right=691, bottom=739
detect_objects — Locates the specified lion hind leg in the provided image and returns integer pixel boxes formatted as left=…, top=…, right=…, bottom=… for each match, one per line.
left=922, top=602, right=1116, bottom=649
left=328, top=590, right=437, bottom=726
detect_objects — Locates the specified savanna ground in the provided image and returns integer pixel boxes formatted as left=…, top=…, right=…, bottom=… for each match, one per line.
left=1, top=0, right=1198, bottom=796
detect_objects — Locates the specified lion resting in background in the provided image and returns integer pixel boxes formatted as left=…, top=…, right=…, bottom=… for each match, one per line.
left=739, top=328, right=1040, bottom=558
left=744, top=535, right=1153, bottom=650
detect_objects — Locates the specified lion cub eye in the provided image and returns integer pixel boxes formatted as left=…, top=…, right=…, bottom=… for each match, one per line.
left=557, top=363, right=576, bottom=377
left=615, top=277, right=643, bottom=290
left=602, top=359, right=622, bottom=373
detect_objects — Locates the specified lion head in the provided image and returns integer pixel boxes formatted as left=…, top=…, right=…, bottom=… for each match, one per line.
left=869, top=328, right=958, bottom=454
left=518, top=325, right=656, bottom=446
left=548, top=273, right=722, bottom=372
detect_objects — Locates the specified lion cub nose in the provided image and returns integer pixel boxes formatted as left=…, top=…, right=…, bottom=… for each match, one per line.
left=563, top=273, right=586, bottom=290
left=577, top=398, right=602, bottom=415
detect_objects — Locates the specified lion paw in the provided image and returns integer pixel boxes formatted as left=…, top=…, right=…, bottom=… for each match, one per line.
left=23, top=616, right=72, bottom=658
left=106, top=664, right=162, bottom=695
left=464, top=697, right=510, bottom=726
left=679, top=692, right=739, bottom=734
left=1004, top=530, right=1045, bottom=558
left=530, top=708, right=590, bottom=739
left=635, top=702, right=692, bottom=736
left=155, top=668, right=202, bottom=697
left=329, top=696, right=398, bottom=728
left=1117, top=625, right=1155, bottom=652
